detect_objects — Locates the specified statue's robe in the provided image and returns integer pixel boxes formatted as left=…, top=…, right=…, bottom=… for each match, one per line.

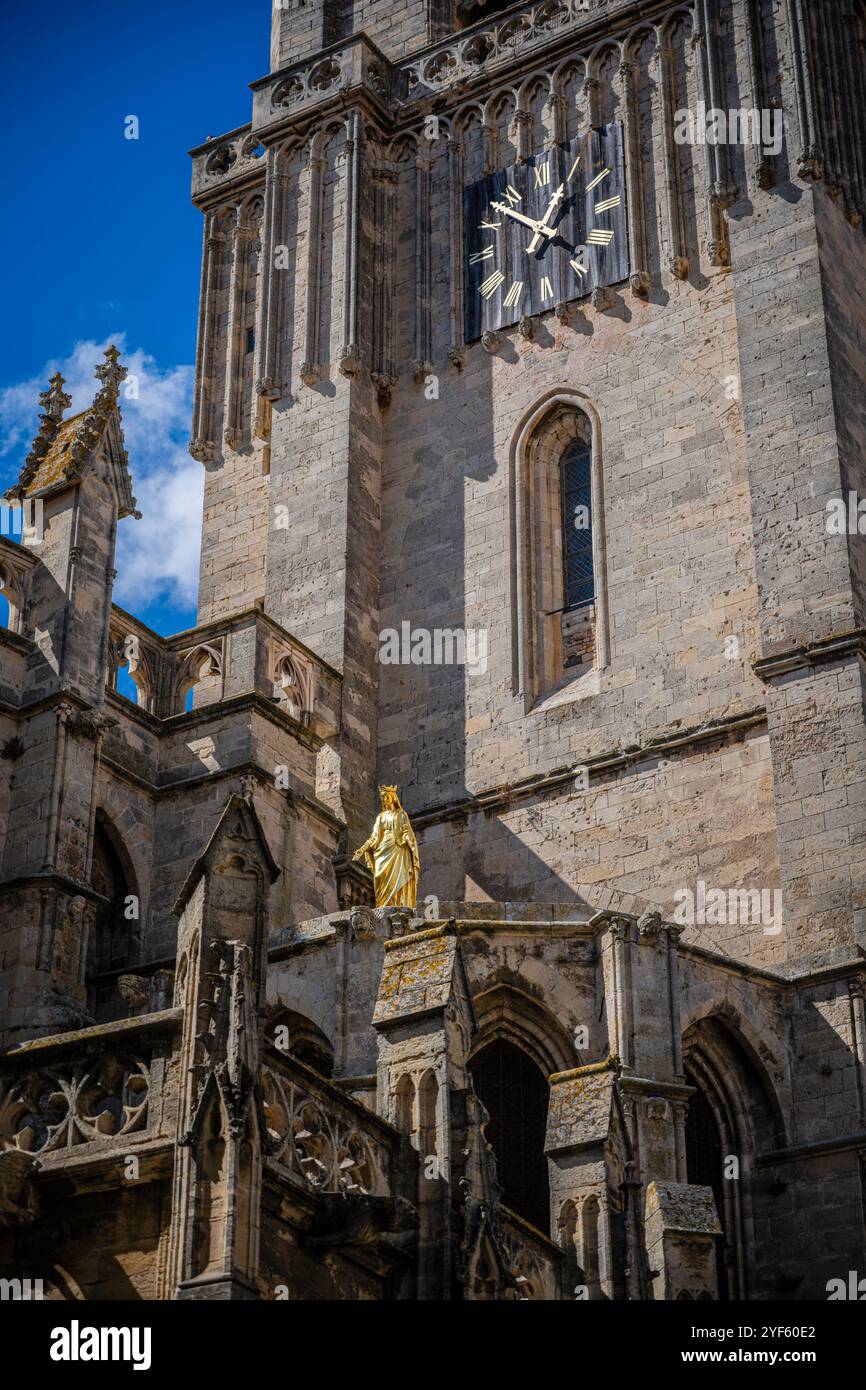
left=362, top=808, right=419, bottom=908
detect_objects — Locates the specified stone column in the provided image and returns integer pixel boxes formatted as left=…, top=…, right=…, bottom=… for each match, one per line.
left=167, top=794, right=278, bottom=1300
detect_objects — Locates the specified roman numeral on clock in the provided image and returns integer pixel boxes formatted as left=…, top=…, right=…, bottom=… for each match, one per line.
left=503, top=280, right=524, bottom=308
left=480, top=269, right=505, bottom=298
left=540, top=275, right=553, bottom=299
left=503, top=185, right=521, bottom=207
left=594, top=195, right=621, bottom=213
left=585, top=168, right=610, bottom=192
left=533, top=162, right=550, bottom=188
left=470, top=246, right=495, bottom=264
left=587, top=228, right=615, bottom=245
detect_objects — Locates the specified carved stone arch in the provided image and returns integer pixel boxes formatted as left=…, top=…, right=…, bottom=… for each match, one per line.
left=385, top=130, right=419, bottom=165
left=551, top=54, right=587, bottom=89
left=211, top=204, right=236, bottom=234
left=469, top=1035, right=551, bottom=1232
left=417, top=1068, right=439, bottom=1181
left=110, top=627, right=157, bottom=711
left=451, top=101, right=486, bottom=183
left=586, top=38, right=617, bottom=76
left=174, top=949, right=189, bottom=1007
left=267, top=979, right=332, bottom=1048
left=176, top=641, right=223, bottom=711
left=393, top=1072, right=415, bottom=1133
left=483, top=87, right=519, bottom=170
left=265, top=1005, right=334, bottom=1076
left=657, top=4, right=697, bottom=44
left=517, top=69, right=556, bottom=151
left=274, top=132, right=305, bottom=172
left=466, top=1226, right=509, bottom=1300
left=452, top=101, right=485, bottom=136
left=510, top=388, right=610, bottom=707
left=683, top=1008, right=788, bottom=1149
left=551, top=56, right=590, bottom=149
left=469, top=979, right=578, bottom=1077
left=0, top=558, right=24, bottom=633
left=86, top=810, right=141, bottom=1021
left=682, top=1012, right=787, bottom=1300
left=587, top=42, right=624, bottom=125
left=622, top=20, right=658, bottom=63
left=557, top=1197, right=579, bottom=1293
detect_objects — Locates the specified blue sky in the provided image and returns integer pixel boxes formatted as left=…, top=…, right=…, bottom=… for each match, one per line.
left=0, top=3, right=270, bottom=634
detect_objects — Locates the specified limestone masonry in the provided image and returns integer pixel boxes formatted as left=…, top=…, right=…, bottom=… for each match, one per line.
left=1, top=0, right=865, bottom=1301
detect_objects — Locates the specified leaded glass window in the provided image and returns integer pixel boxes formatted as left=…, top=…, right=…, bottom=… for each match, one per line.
left=559, top=440, right=594, bottom=611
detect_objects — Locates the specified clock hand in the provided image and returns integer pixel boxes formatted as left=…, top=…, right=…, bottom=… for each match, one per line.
left=527, top=183, right=565, bottom=253
left=490, top=201, right=556, bottom=238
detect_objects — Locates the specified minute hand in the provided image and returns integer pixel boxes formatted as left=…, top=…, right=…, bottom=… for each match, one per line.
left=527, top=183, right=565, bottom=253
left=490, top=201, right=556, bottom=238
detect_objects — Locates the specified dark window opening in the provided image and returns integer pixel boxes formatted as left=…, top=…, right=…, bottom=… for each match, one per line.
left=685, top=1076, right=729, bottom=1299
left=469, top=1039, right=550, bottom=1232
left=560, top=439, right=594, bottom=611
left=455, top=0, right=522, bottom=29
left=245, top=327, right=255, bottom=355
left=87, top=819, right=137, bottom=1022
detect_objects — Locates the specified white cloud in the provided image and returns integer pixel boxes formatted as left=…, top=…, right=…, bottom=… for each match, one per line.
left=0, top=335, right=203, bottom=617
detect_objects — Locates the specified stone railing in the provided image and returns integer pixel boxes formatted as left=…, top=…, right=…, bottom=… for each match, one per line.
left=107, top=604, right=340, bottom=736
left=402, top=0, right=609, bottom=101
left=189, top=0, right=645, bottom=203
left=262, top=1048, right=402, bottom=1198
left=499, top=1208, right=562, bottom=1299
left=191, top=35, right=395, bottom=200
left=0, top=1011, right=180, bottom=1166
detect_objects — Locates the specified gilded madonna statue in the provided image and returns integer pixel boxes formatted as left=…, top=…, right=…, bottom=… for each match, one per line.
left=352, top=785, right=420, bottom=910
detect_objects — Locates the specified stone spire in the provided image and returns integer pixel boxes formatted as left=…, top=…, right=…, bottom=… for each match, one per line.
left=40, top=371, right=72, bottom=423
left=7, top=371, right=72, bottom=497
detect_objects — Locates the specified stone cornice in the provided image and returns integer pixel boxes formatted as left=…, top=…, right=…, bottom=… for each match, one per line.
left=411, top=707, right=767, bottom=827
left=753, top=629, right=866, bottom=681
left=190, top=0, right=679, bottom=206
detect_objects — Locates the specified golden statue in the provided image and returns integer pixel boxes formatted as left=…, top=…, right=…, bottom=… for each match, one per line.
left=352, top=785, right=420, bottom=909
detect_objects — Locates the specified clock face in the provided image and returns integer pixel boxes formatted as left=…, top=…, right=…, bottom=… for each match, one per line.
left=463, top=123, right=629, bottom=342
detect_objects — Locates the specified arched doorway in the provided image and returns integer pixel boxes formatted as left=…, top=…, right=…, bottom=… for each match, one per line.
left=469, top=1039, right=550, bottom=1233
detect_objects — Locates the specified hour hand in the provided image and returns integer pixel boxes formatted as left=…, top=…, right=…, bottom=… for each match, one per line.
left=490, top=201, right=555, bottom=237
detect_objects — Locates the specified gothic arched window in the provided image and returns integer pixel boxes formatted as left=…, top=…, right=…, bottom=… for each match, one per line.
left=469, top=1038, right=550, bottom=1233
left=559, top=438, right=595, bottom=613
left=511, top=393, right=609, bottom=705
left=87, top=815, right=139, bottom=1022
left=685, top=1073, right=729, bottom=1300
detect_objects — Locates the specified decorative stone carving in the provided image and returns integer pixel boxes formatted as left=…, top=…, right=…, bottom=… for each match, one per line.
left=262, top=1063, right=387, bottom=1195
left=205, top=145, right=237, bottom=176
left=0, top=1057, right=150, bottom=1153
left=308, top=58, right=342, bottom=92
left=273, top=75, right=305, bottom=108
left=591, top=286, right=614, bottom=312
left=0, top=1150, right=40, bottom=1226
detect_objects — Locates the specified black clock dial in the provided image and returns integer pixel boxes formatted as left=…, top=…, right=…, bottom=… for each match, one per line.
left=463, top=123, right=629, bottom=343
